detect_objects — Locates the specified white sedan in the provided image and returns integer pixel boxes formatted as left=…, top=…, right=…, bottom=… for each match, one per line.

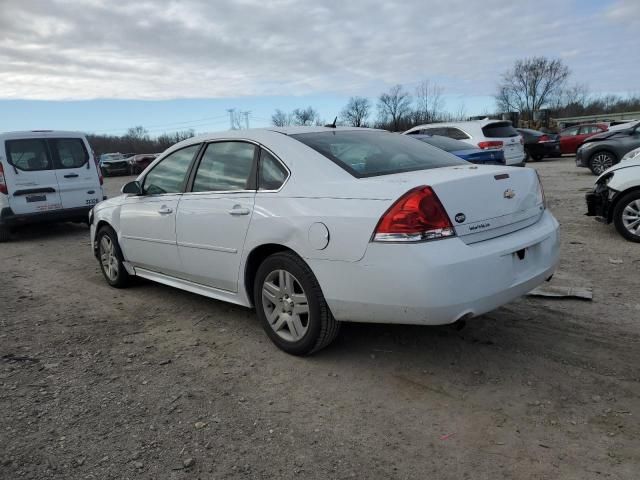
left=90, top=127, right=560, bottom=355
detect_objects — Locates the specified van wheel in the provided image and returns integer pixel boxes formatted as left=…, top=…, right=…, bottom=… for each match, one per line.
left=97, top=226, right=130, bottom=287
left=0, top=226, right=10, bottom=242
left=613, top=191, right=640, bottom=243
left=254, top=252, right=340, bottom=355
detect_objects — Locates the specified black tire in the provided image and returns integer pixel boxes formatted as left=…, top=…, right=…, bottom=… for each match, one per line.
left=0, top=226, right=10, bottom=242
left=523, top=149, right=531, bottom=162
left=589, top=151, right=616, bottom=175
left=253, top=252, right=340, bottom=355
left=531, top=154, right=544, bottom=161
left=612, top=190, right=640, bottom=243
left=96, top=226, right=130, bottom=287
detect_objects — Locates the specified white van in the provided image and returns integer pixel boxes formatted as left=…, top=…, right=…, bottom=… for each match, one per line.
left=404, top=119, right=526, bottom=166
left=0, top=130, right=105, bottom=241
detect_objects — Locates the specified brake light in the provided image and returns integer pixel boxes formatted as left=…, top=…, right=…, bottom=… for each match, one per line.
left=478, top=141, right=503, bottom=150
left=0, top=163, right=7, bottom=195
left=538, top=135, right=550, bottom=143
left=373, top=186, right=455, bottom=242
left=93, top=156, right=103, bottom=185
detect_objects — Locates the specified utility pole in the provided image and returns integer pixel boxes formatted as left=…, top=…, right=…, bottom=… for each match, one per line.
left=227, top=109, right=236, bottom=130
left=241, top=111, right=251, bottom=129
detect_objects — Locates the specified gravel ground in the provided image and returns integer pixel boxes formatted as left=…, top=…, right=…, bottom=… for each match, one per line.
left=1, top=156, right=639, bottom=479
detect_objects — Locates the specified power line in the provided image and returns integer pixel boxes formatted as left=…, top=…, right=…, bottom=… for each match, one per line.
left=91, top=113, right=231, bottom=133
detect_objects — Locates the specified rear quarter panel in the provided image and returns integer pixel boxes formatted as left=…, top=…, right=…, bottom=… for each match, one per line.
left=244, top=194, right=391, bottom=262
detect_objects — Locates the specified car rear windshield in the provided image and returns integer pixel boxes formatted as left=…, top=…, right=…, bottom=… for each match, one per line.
left=482, top=122, right=519, bottom=138
left=290, top=131, right=465, bottom=178
left=413, top=135, right=472, bottom=152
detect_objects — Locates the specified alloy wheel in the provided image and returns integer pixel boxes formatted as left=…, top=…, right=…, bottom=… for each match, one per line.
left=99, top=235, right=119, bottom=281
left=590, top=153, right=614, bottom=175
left=622, top=199, right=640, bottom=236
left=261, top=269, right=310, bottom=342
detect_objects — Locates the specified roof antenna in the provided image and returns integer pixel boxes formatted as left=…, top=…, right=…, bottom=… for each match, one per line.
left=324, top=116, right=337, bottom=128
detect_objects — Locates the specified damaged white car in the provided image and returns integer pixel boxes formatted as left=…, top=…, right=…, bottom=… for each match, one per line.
left=586, top=146, right=640, bottom=242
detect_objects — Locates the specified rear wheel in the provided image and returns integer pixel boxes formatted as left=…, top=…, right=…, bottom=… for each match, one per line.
left=254, top=252, right=340, bottom=355
left=97, top=226, right=130, bottom=287
left=589, top=151, right=616, bottom=175
left=613, top=191, right=640, bottom=243
left=531, top=154, right=544, bottom=161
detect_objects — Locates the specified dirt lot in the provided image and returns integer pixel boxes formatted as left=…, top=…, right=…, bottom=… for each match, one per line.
left=1, top=156, right=639, bottom=480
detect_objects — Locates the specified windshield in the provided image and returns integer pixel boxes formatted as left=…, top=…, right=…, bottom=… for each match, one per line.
left=413, top=135, right=473, bottom=152
left=290, top=130, right=465, bottom=178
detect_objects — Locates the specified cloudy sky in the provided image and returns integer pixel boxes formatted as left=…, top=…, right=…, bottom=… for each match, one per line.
left=1, top=0, right=638, bottom=134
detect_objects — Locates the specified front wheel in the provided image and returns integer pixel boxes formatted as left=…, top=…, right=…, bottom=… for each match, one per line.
left=589, top=151, right=616, bottom=175
left=613, top=191, right=640, bottom=243
left=97, top=226, right=130, bottom=287
left=254, top=252, right=340, bottom=355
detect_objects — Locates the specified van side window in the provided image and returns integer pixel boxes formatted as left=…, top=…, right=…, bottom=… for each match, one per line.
left=6, top=139, right=53, bottom=171
left=50, top=138, right=89, bottom=169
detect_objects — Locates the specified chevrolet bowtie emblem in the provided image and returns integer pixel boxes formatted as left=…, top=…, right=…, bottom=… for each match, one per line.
left=503, top=189, right=516, bottom=199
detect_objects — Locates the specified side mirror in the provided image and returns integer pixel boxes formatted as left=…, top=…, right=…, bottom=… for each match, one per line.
left=122, top=180, right=143, bottom=195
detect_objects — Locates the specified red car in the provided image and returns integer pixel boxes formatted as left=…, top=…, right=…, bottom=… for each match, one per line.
left=559, top=123, right=608, bottom=155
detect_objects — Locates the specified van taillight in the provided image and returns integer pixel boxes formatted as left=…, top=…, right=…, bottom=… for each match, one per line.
left=0, top=163, right=7, bottom=195
left=372, top=186, right=455, bottom=242
left=478, top=141, right=504, bottom=150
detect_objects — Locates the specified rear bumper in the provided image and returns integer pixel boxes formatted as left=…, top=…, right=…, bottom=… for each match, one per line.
left=0, top=206, right=92, bottom=227
left=527, top=142, right=561, bottom=157
left=309, top=210, right=560, bottom=325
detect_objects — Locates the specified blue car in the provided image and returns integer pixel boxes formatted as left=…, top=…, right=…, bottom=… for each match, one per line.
left=412, top=134, right=505, bottom=165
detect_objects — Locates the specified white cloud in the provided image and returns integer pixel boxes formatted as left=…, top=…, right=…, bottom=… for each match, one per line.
left=0, top=0, right=637, bottom=100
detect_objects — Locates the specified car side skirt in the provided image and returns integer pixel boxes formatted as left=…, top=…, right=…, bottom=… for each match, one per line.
left=133, top=267, right=252, bottom=308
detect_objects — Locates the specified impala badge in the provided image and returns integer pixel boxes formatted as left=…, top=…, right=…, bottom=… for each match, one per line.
left=454, top=213, right=466, bottom=223
left=503, top=189, right=516, bottom=199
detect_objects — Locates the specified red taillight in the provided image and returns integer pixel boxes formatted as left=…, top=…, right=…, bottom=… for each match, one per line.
left=478, top=140, right=504, bottom=150
left=538, top=135, right=550, bottom=143
left=93, top=157, right=103, bottom=185
left=0, top=163, right=7, bottom=195
left=373, top=186, right=455, bottom=242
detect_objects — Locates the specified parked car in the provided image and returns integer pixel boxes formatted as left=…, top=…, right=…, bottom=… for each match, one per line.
left=558, top=123, right=608, bottom=155
left=516, top=128, right=561, bottom=161
left=127, top=154, right=158, bottom=175
left=0, top=130, right=104, bottom=242
left=411, top=134, right=505, bottom=165
left=91, top=127, right=559, bottom=355
left=585, top=148, right=640, bottom=242
left=100, top=153, right=130, bottom=176
left=576, top=121, right=640, bottom=175
left=404, top=119, right=525, bottom=166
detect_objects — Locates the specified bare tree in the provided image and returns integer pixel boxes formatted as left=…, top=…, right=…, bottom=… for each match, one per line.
left=125, top=126, right=150, bottom=141
left=496, top=57, right=570, bottom=120
left=271, top=109, right=291, bottom=127
left=340, top=96, right=371, bottom=127
left=292, top=106, right=319, bottom=126
left=377, top=85, right=412, bottom=131
left=413, top=80, right=444, bottom=124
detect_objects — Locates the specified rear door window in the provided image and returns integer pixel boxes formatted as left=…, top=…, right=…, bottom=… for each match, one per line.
left=6, top=139, right=53, bottom=171
left=447, top=127, right=470, bottom=140
left=562, top=126, right=579, bottom=136
left=482, top=122, right=519, bottom=138
left=50, top=138, right=89, bottom=169
left=192, top=142, right=256, bottom=192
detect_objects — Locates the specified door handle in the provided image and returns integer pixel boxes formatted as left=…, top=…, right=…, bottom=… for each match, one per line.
left=158, top=206, right=173, bottom=215
left=228, top=207, right=251, bottom=216
left=64, top=173, right=79, bottom=178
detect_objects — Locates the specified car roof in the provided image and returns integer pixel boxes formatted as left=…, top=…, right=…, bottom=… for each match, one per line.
left=0, top=130, right=87, bottom=141
left=403, top=119, right=512, bottom=136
